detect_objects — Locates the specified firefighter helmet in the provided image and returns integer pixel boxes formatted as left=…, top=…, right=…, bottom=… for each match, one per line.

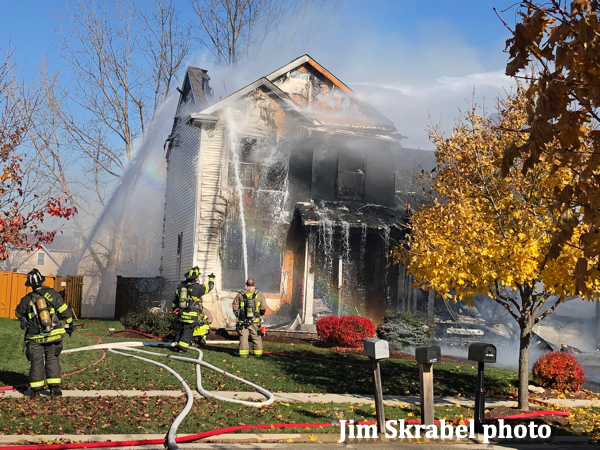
left=25, top=269, right=45, bottom=287
left=186, top=266, right=200, bottom=281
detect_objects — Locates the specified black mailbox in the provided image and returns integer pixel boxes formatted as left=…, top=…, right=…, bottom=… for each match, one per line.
left=415, top=346, right=441, bottom=364
left=468, top=343, right=497, bottom=363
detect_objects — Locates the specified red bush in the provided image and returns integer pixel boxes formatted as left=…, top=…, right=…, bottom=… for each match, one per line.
left=532, top=351, right=585, bottom=392
left=316, top=315, right=339, bottom=343
left=316, top=315, right=375, bottom=348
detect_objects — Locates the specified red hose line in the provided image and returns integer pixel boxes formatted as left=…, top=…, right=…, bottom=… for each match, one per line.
left=0, top=410, right=571, bottom=450
left=0, top=334, right=104, bottom=392
left=62, top=334, right=106, bottom=377
left=0, top=421, right=346, bottom=450
left=91, top=320, right=109, bottom=332
left=121, top=329, right=163, bottom=340
left=92, top=320, right=164, bottom=340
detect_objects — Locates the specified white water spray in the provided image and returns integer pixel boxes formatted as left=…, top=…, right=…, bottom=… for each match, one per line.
left=383, top=225, right=391, bottom=308
left=225, top=113, right=250, bottom=282
left=341, top=221, right=350, bottom=261
left=65, top=93, right=175, bottom=278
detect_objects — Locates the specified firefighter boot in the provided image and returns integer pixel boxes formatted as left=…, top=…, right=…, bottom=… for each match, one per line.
left=50, top=386, right=62, bottom=397
left=29, top=389, right=42, bottom=398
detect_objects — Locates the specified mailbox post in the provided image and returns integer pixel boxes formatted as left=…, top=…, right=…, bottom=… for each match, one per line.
left=467, top=343, right=497, bottom=434
left=415, top=346, right=441, bottom=426
left=364, top=338, right=389, bottom=433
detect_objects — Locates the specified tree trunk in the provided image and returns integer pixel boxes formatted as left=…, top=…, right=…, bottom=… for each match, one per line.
left=96, top=223, right=124, bottom=316
left=518, top=318, right=533, bottom=411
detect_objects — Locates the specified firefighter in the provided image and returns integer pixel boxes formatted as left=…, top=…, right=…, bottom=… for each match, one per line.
left=172, top=267, right=215, bottom=352
left=15, top=269, right=74, bottom=397
left=232, top=278, right=266, bottom=358
left=192, top=308, right=213, bottom=346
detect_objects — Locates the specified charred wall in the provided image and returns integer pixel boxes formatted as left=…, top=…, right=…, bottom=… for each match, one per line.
left=310, top=133, right=397, bottom=207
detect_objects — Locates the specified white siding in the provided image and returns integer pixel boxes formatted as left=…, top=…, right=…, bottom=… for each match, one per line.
left=194, top=122, right=227, bottom=290
left=160, top=99, right=201, bottom=282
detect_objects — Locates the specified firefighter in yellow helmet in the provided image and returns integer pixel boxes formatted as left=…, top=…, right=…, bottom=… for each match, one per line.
left=232, top=278, right=266, bottom=357
left=14, top=269, right=74, bottom=397
left=171, top=267, right=214, bottom=352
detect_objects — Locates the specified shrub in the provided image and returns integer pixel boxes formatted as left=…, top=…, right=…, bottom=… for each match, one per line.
left=532, top=351, right=585, bottom=392
left=376, top=311, right=435, bottom=351
left=316, top=315, right=339, bottom=343
left=120, top=309, right=173, bottom=337
left=316, top=315, right=376, bottom=348
left=333, top=316, right=376, bottom=347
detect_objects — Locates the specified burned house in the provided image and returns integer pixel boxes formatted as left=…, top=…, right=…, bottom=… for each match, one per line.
left=161, top=55, right=433, bottom=329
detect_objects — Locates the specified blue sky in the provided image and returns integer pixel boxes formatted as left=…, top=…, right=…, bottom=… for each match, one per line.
left=1, top=0, right=520, bottom=148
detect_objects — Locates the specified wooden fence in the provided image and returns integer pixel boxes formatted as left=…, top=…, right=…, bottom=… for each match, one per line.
left=0, top=272, right=83, bottom=320
left=55, top=275, right=84, bottom=319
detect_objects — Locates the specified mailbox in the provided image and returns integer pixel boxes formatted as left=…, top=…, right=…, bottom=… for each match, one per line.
left=364, top=338, right=389, bottom=360
left=468, top=343, right=497, bottom=363
left=415, top=346, right=441, bottom=364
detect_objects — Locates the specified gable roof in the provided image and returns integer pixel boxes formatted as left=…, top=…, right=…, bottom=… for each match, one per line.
left=190, top=54, right=396, bottom=132
left=191, top=77, right=319, bottom=126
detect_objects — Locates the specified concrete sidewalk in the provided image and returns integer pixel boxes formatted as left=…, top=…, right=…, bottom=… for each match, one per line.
left=2, top=389, right=599, bottom=408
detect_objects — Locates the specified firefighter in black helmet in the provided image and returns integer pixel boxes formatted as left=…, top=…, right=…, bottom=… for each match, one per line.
left=15, top=269, right=74, bottom=397
left=233, top=278, right=266, bottom=357
left=171, top=267, right=215, bottom=352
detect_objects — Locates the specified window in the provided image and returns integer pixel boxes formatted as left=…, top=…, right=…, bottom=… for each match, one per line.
left=228, top=138, right=257, bottom=189
left=337, top=150, right=365, bottom=200
left=37, top=252, right=45, bottom=266
left=227, top=138, right=286, bottom=192
left=228, top=163, right=255, bottom=188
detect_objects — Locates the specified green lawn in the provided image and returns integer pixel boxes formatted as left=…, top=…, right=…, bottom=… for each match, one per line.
left=0, top=317, right=519, bottom=397
left=0, top=397, right=443, bottom=435
left=0, top=396, right=584, bottom=439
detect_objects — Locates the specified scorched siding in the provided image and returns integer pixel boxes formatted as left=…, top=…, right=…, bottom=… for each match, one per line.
left=193, top=122, right=227, bottom=290
left=161, top=99, right=201, bottom=282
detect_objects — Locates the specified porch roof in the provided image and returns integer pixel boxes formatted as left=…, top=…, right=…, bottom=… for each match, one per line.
left=294, top=201, right=407, bottom=230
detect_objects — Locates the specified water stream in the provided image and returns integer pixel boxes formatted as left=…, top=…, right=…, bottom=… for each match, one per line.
left=226, top=125, right=250, bottom=282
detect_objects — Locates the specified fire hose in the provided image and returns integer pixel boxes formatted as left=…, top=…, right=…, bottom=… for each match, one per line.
left=59, top=340, right=274, bottom=450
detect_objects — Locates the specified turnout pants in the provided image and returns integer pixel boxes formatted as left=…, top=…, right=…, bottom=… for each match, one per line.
left=238, top=323, right=263, bottom=356
left=174, top=322, right=196, bottom=352
left=26, top=339, right=63, bottom=390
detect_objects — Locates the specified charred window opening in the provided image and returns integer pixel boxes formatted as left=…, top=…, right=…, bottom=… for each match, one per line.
left=228, top=138, right=286, bottom=192
left=337, top=150, right=365, bottom=200
left=228, top=138, right=257, bottom=189
left=259, top=163, right=287, bottom=191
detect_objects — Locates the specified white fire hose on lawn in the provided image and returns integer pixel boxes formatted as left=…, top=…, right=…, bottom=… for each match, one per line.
left=63, top=341, right=274, bottom=450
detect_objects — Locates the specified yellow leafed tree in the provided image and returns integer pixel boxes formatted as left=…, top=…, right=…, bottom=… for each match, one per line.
left=393, top=87, right=600, bottom=410
left=500, top=0, right=600, bottom=293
